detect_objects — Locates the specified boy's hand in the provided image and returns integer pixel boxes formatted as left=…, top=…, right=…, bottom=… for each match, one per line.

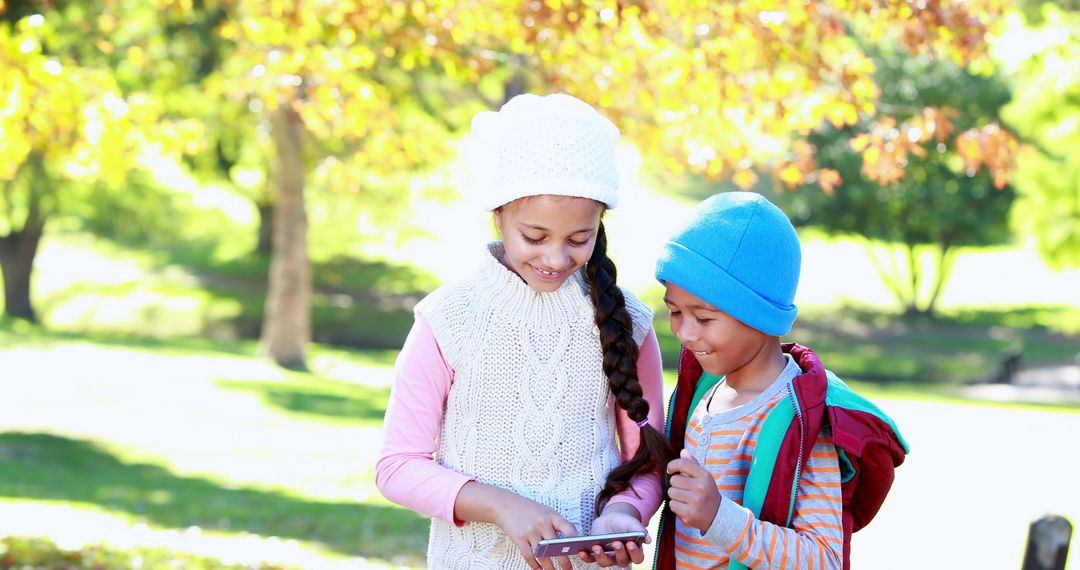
left=580, top=503, right=650, bottom=567
left=495, top=495, right=579, bottom=570
left=667, top=449, right=721, bottom=532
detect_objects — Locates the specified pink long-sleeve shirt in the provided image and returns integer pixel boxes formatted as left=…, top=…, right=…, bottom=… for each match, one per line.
left=376, top=314, right=666, bottom=527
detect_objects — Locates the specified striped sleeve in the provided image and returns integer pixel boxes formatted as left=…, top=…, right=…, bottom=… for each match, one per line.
left=702, top=430, right=844, bottom=569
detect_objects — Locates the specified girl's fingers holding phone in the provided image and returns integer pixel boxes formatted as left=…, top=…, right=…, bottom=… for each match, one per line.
left=551, top=515, right=578, bottom=540
left=587, top=545, right=617, bottom=567
left=511, top=537, right=541, bottom=570
left=624, top=539, right=645, bottom=564
left=605, top=540, right=631, bottom=567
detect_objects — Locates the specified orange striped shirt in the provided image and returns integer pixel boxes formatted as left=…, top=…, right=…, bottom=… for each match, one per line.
left=674, top=356, right=844, bottom=569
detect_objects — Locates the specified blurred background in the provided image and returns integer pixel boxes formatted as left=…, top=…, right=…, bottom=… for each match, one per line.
left=1, top=0, right=1078, bottom=568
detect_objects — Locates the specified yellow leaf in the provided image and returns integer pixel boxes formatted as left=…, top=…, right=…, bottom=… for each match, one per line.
left=844, top=103, right=858, bottom=125
left=733, top=169, right=758, bottom=189
left=862, top=145, right=881, bottom=170
left=778, top=164, right=802, bottom=187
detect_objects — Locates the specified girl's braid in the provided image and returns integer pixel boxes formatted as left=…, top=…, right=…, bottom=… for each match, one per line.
left=587, top=222, right=675, bottom=514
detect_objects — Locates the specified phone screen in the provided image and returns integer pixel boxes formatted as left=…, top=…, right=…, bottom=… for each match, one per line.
left=533, top=531, right=647, bottom=558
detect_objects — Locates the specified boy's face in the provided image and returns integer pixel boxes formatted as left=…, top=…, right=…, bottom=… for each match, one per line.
left=663, top=283, right=772, bottom=377
left=494, top=195, right=604, bottom=293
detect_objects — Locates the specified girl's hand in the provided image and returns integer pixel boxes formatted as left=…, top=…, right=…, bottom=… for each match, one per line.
left=579, top=503, right=650, bottom=567
left=666, top=449, right=721, bottom=532
left=495, top=495, right=580, bottom=570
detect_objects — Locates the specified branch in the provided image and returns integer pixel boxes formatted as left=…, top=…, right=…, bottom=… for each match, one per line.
left=408, top=72, right=458, bottom=132
left=862, top=238, right=907, bottom=307
left=907, top=242, right=920, bottom=310
left=924, top=242, right=955, bottom=316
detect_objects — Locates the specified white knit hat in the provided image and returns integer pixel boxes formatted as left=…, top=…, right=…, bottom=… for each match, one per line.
left=466, top=93, right=621, bottom=211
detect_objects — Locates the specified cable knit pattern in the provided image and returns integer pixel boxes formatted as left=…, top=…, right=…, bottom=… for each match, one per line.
left=414, top=242, right=652, bottom=569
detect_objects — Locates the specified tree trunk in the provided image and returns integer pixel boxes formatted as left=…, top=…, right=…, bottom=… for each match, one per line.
left=504, top=73, right=527, bottom=104
left=255, top=198, right=273, bottom=256
left=0, top=169, right=46, bottom=322
left=0, top=220, right=44, bottom=322
left=258, top=103, right=310, bottom=369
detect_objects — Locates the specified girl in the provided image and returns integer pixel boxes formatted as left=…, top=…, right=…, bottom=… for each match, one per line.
left=376, top=93, right=673, bottom=570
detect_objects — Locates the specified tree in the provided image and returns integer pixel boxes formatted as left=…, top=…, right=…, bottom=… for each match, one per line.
left=1001, top=5, right=1080, bottom=269
left=481, top=0, right=1016, bottom=192
left=183, top=0, right=497, bottom=368
left=163, top=0, right=1019, bottom=365
left=0, top=6, right=168, bottom=321
left=779, top=47, right=1017, bottom=315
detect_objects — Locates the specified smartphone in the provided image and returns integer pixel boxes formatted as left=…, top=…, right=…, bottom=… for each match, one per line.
left=533, top=530, right=647, bottom=558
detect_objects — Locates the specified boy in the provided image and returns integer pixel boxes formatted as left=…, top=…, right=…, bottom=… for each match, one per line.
left=652, top=192, right=907, bottom=570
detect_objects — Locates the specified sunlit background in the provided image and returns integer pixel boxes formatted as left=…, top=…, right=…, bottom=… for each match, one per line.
left=2, top=1, right=1079, bottom=569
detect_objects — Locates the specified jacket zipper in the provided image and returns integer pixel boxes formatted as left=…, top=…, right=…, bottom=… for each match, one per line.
left=785, top=380, right=805, bottom=527
left=653, top=347, right=684, bottom=569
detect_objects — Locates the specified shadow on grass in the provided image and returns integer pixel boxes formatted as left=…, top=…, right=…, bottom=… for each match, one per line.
left=213, top=379, right=390, bottom=423
left=0, top=315, right=257, bottom=358
left=0, top=433, right=426, bottom=566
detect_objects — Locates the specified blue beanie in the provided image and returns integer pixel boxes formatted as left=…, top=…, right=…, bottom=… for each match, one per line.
left=655, top=192, right=801, bottom=336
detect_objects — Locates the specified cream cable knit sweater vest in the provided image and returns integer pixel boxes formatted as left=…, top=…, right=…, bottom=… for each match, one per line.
left=414, top=242, right=653, bottom=569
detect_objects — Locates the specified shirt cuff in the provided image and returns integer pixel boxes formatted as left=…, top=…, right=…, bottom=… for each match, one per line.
left=701, top=496, right=751, bottom=550
left=448, top=476, right=476, bottom=527
left=607, top=473, right=663, bottom=522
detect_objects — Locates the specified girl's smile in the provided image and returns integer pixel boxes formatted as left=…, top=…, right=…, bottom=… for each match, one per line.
left=494, top=195, right=604, bottom=293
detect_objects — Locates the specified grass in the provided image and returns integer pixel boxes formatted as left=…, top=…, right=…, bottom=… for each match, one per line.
left=653, top=303, right=1080, bottom=403
left=4, top=318, right=1078, bottom=570
left=32, top=232, right=431, bottom=350
left=0, top=535, right=289, bottom=570
left=4, top=210, right=1080, bottom=568
left=0, top=320, right=426, bottom=569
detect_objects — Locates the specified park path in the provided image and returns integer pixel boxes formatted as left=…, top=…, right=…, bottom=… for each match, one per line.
left=848, top=398, right=1079, bottom=570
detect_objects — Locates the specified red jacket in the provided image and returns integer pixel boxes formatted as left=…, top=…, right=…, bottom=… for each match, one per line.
left=654, top=343, right=908, bottom=570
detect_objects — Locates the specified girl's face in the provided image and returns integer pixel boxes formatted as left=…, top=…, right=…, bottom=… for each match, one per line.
left=494, top=195, right=604, bottom=293
left=663, top=282, right=773, bottom=378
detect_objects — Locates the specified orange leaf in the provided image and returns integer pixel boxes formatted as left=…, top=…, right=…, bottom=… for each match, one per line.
left=818, top=168, right=841, bottom=195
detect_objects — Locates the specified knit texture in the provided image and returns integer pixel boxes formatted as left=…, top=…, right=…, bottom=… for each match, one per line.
left=414, top=242, right=652, bottom=569
left=655, top=191, right=801, bottom=336
left=468, top=93, right=621, bottom=211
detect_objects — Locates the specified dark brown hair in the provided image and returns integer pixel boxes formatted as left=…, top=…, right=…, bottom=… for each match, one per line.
left=587, top=222, right=675, bottom=514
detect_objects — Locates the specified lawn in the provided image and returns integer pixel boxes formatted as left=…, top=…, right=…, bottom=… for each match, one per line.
left=3, top=197, right=1079, bottom=567
left=4, top=309, right=1079, bottom=569
left=0, top=320, right=424, bottom=569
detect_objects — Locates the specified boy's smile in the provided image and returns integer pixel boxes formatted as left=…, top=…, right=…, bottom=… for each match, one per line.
left=663, top=283, right=780, bottom=385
